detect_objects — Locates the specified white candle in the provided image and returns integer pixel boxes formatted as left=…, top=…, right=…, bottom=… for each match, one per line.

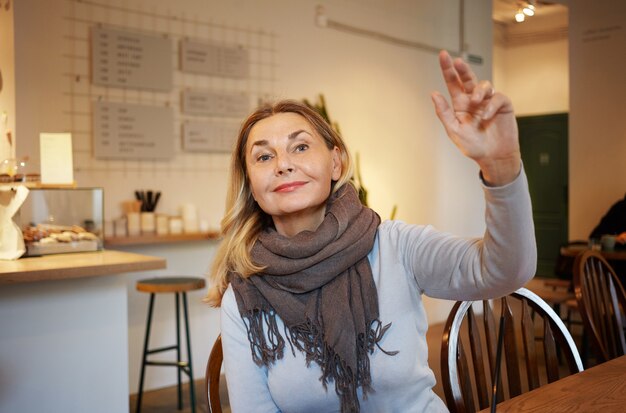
left=169, top=217, right=183, bottom=235
left=127, top=212, right=140, bottom=236
left=156, top=214, right=169, bottom=235
left=141, top=212, right=155, bottom=234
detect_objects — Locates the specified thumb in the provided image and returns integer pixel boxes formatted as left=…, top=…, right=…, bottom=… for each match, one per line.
left=431, top=91, right=457, bottom=134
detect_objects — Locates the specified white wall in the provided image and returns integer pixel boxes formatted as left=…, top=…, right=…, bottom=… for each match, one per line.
left=493, top=39, right=568, bottom=116
left=0, top=3, right=16, bottom=161
left=11, top=0, right=494, bottom=393
left=569, top=0, right=626, bottom=239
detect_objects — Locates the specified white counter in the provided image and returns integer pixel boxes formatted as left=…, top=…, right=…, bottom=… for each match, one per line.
left=0, top=251, right=166, bottom=413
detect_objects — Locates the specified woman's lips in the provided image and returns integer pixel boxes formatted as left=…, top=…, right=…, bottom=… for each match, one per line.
left=274, top=181, right=307, bottom=192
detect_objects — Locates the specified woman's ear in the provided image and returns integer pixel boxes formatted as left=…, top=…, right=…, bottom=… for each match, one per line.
left=331, top=146, right=342, bottom=181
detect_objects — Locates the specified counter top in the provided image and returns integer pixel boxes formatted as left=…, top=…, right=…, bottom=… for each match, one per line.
left=0, top=250, right=167, bottom=285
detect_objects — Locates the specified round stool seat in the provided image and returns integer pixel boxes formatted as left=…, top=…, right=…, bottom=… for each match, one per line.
left=136, top=277, right=205, bottom=294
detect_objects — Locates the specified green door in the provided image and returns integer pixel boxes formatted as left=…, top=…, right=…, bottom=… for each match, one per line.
left=518, top=113, right=568, bottom=278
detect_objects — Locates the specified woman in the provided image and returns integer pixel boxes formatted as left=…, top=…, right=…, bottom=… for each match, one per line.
left=206, top=50, right=536, bottom=413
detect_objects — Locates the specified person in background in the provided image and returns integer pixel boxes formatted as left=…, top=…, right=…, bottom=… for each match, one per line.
left=590, top=193, right=626, bottom=246
left=206, top=50, right=536, bottom=413
left=589, top=194, right=626, bottom=287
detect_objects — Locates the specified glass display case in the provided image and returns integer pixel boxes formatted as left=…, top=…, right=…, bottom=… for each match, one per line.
left=16, top=187, right=104, bottom=256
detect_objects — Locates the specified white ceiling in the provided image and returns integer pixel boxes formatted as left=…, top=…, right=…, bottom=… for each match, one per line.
left=493, top=0, right=568, bottom=26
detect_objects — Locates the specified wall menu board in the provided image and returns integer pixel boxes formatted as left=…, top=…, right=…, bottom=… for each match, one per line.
left=182, top=121, right=240, bottom=153
left=93, top=101, right=174, bottom=160
left=180, top=39, right=249, bottom=78
left=91, top=26, right=173, bottom=91
left=182, top=89, right=249, bottom=117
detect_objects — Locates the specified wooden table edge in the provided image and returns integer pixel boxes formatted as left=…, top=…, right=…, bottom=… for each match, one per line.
left=0, top=250, right=167, bottom=285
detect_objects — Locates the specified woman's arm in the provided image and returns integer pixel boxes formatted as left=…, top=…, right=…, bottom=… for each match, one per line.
left=387, top=167, right=536, bottom=301
left=220, top=286, right=281, bottom=413
left=390, top=50, right=535, bottom=300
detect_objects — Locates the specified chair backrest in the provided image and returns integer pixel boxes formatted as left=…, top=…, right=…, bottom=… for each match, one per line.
left=441, top=287, right=583, bottom=413
left=205, top=334, right=223, bottom=413
left=573, top=250, right=626, bottom=363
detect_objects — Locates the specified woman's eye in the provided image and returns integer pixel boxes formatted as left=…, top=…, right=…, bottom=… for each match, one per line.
left=257, top=154, right=272, bottom=162
left=295, top=144, right=308, bottom=152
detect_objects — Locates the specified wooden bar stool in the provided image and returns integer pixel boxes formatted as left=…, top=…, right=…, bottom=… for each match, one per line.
left=135, top=276, right=206, bottom=413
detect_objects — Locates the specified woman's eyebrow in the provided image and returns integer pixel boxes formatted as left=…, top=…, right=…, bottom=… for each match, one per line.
left=287, top=129, right=309, bottom=140
left=249, top=129, right=310, bottom=151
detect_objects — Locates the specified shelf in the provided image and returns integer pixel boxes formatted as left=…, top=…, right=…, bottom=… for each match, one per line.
left=0, top=181, right=77, bottom=188
left=104, top=231, right=220, bottom=246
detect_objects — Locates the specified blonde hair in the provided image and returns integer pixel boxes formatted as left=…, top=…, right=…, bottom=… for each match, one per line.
left=205, top=100, right=354, bottom=306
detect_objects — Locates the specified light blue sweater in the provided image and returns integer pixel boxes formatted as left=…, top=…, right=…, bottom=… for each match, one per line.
left=220, top=170, right=536, bottom=412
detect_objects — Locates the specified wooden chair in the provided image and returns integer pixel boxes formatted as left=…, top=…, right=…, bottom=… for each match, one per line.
left=554, top=240, right=588, bottom=280
left=441, top=287, right=584, bottom=413
left=205, top=334, right=223, bottom=413
left=573, top=250, right=626, bottom=363
left=548, top=240, right=588, bottom=327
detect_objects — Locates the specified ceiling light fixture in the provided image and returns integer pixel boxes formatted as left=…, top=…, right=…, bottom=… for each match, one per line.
left=514, top=1, right=537, bottom=23
left=523, top=4, right=535, bottom=16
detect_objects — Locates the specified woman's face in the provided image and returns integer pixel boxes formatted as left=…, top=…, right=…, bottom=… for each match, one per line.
left=245, top=112, right=342, bottom=237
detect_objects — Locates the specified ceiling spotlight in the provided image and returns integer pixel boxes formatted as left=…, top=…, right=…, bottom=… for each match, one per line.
left=523, top=4, right=535, bottom=16
left=515, top=9, right=525, bottom=22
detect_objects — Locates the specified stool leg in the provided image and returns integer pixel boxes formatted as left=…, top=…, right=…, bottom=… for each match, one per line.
left=136, top=293, right=156, bottom=413
left=175, top=292, right=182, bottom=410
left=183, top=292, right=197, bottom=413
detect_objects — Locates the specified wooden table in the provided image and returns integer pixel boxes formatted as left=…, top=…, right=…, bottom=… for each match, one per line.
left=479, top=355, right=626, bottom=412
left=560, top=244, right=626, bottom=261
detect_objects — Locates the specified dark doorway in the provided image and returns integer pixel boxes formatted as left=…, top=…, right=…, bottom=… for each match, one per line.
left=518, top=113, right=569, bottom=277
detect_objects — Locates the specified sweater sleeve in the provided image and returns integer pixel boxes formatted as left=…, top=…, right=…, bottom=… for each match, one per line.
left=220, top=286, right=282, bottom=413
left=391, top=166, right=536, bottom=301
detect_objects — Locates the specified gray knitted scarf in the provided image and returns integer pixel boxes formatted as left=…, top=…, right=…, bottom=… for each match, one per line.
left=229, top=184, right=397, bottom=413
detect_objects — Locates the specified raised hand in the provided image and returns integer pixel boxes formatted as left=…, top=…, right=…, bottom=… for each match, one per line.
left=431, top=50, right=521, bottom=186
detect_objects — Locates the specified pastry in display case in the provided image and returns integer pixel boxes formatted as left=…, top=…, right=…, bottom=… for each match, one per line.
left=16, top=188, right=104, bottom=256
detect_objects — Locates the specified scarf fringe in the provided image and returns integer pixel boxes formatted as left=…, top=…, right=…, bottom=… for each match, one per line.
left=242, top=308, right=285, bottom=366
left=241, top=309, right=397, bottom=413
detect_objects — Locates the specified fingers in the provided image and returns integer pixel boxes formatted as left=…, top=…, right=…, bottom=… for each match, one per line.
left=436, top=49, right=511, bottom=122
left=471, top=80, right=495, bottom=105
left=432, top=88, right=511, bottom=132
left=439, top=50, right=490, bottom=101
left=439, top=50, right=464, bottom=99
left=430, top=91, right=457, bottom=134
left=481, top=93, right=514, bottom=120
left=453, top=57, right=478, bottom=93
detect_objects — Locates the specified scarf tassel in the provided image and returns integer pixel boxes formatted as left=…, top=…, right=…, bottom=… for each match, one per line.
left=244, top=311, right=396, bottom=413
left=242, top=308, right=285, bottom=366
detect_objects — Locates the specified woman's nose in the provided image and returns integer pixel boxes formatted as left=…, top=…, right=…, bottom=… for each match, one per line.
left=275, top=153, right=294, bottom=175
